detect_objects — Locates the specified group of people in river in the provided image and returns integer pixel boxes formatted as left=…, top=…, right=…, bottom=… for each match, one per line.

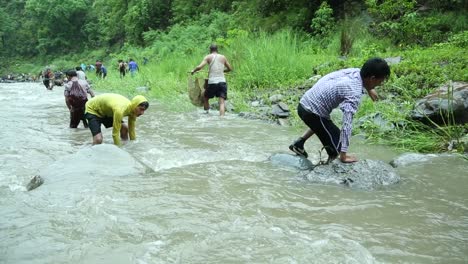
left=61, top=67, right=149, bottom=146
left=47, top=44, right=391, bottom=164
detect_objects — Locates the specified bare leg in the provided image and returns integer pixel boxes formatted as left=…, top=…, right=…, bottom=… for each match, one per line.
left=93, top=133, right=103, bottom=145
left=120, top=123, right=129, bottom=141
left=203, top=96, right=210, bottom=112
left=219, top=97, right=225, bottom=116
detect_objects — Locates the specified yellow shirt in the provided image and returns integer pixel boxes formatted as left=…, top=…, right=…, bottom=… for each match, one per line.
left=85, top=93, right=148, bottom=145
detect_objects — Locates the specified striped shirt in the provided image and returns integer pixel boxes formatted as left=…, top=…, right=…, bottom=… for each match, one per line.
left=299, top=68, right=365, bottom=152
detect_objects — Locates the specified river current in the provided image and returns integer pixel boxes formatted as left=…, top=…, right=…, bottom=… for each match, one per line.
left=1, top=82, right=467, bottom=263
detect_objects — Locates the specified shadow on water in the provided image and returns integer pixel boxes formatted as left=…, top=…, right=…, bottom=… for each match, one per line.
left=1, top=83, right=467, bottom=264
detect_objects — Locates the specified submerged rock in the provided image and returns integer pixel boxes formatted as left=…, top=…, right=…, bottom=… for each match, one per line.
left=269, top=153, right=314, bottom=170
left=26, top=175, right=44, bottom=191
left=305, top=159, right=400, bottom=190
left=390, top=153, right=439, bottom=167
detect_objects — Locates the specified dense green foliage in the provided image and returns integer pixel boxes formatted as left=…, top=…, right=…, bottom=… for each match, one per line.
left=0, top=0, right=467, bottom=153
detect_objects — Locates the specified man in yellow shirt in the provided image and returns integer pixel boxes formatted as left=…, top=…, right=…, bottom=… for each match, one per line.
left=84, top=93, right=149, bottom=145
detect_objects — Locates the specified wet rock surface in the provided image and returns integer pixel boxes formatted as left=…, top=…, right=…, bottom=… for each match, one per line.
left=269, top=153, right=400, bottom=190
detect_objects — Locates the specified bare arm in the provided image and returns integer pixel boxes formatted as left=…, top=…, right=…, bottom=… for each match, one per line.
left=224, top=57, right=233, bottom=73
left=191, top=56, right=209, bottom=75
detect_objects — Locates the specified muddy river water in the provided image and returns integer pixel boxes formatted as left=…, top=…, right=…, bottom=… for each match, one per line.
left=1, top=83, right=467, bottom=263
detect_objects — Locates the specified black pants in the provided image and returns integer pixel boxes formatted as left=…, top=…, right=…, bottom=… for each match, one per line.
left=70, top=107, right=88, bottom=128
left=297, top=104, right=341, bottom=158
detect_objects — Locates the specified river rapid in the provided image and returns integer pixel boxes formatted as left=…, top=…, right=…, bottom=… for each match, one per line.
left=1, top=82, right=467, bottom=264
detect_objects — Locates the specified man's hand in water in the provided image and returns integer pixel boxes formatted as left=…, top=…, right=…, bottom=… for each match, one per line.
left=340, top=152, right=358, bottom=163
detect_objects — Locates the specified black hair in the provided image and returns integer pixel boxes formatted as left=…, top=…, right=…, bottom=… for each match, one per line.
left=138, top=101, right=149, bottom=110
left=75, top=66, right=82, bottom=71
left=67, top=70, right=77, bottom=77
left=209, top=44, right=218, bottom=52
left=360, top=58, right=390, bottom=79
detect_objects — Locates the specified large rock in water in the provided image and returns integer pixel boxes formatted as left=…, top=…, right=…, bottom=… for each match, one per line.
left=304, top=159, right=400, bottom=190
left=269, top=153, right=400, bottom=190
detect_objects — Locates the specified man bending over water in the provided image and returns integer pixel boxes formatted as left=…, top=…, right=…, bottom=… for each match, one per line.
left=289, top=57, right=390, bottom=163
left=84, top=94, right=149, bottom=145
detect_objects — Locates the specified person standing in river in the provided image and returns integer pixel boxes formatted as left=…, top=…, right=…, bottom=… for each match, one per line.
left=191, top=44, right=233, bottom=116
left=41, top=68, right=54, bottom=90
left=84, top=93, right=149, bottom=146
left=289, top=57, right=390, bottom=163
left=64, top=70, right=95, bottom=128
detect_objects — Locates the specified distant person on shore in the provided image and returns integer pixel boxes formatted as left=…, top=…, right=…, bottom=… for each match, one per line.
left=118, top=59, right=126, bottom=78
left=95, top=60, right=107, bottom=79
left=289, top=57, right=390, bottom=163
left=84, top=94, right=149, bottom=146
left=191, top=44, right=233, bottom=116
left=42, top=68, right=54, bottom=90
left=64, top=70, right=95, bottom=128
left=128, top=59, right=139, bottom=77
left=76, top=66, right=86, bottom=80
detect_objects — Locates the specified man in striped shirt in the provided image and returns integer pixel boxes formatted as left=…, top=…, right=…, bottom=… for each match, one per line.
left=289, top=58, right=390, bottom=163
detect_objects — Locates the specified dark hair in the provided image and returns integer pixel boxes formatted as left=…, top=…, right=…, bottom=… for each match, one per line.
left=75, top=66, right=82, bottom=71
left=360, top=58, right=390, bottom=79
left=138, top=101, right=149, bottom=109
left=67, top=70, right=77, bottom=77
left=209, top=44, right=218, bottom=52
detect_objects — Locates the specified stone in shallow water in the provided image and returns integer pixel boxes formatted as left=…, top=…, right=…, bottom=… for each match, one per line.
left=269, top=153, right=400, bottom=190
left=305, top=159, right=400, bottom=190
left=26, top=175, right=44, bottom=191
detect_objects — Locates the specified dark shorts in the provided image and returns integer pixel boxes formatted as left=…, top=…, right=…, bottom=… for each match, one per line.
left=297, top=103, right=341, bottom=158
left=84, top=113, right=119, bottom=136
left=205, top=82, right=227, bottom=99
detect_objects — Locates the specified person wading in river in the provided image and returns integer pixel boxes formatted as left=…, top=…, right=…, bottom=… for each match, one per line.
left=64, top=70, right=95, bottom=128
left=42, top=68, right=54, bottom=90
left=289, top=57, right=390, bottom=163
left=191, top=44, right=233, bottom=116
left=84, top=93, right=149, bottom=146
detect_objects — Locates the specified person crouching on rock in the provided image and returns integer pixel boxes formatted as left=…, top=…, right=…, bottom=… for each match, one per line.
left=64, top=70, right=95, bottom=128
left=289, top=58, right=390, bottom=163
left=84, top=94, right=149, bottom=145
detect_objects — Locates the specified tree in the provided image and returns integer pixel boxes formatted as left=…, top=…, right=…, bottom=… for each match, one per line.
left=25, top=0, right=90, bottom=54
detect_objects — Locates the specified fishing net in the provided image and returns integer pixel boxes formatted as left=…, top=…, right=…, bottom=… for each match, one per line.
left=187, top=75, right=204, bottom=106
